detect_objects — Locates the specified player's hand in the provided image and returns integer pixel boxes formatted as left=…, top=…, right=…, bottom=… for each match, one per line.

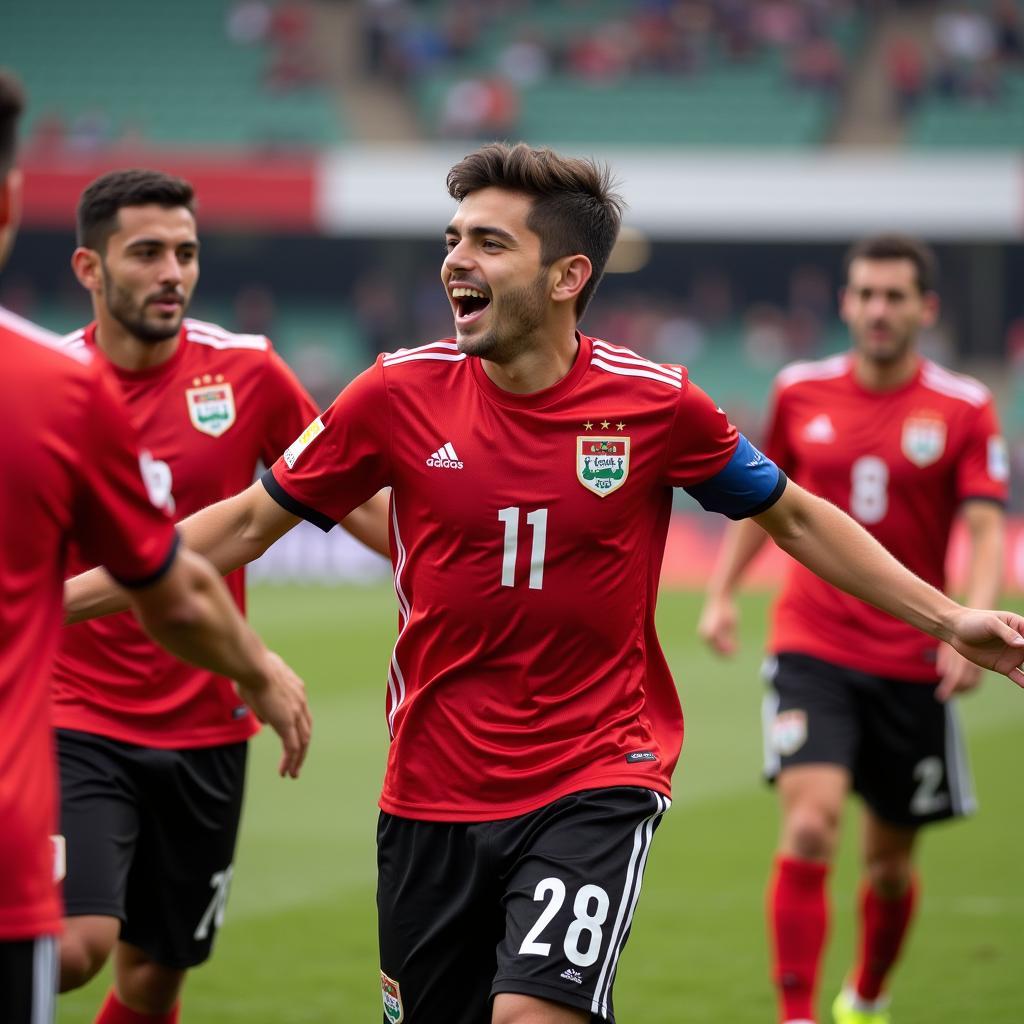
left=239, top=650, right=313, bottom=778
left=698, top=594, right=739, bottom=657
left=946, top=609, right=1024, bottom=689
left=935, top=642, right=983, bottom=702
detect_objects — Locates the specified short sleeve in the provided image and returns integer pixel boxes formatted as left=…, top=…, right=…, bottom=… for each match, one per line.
left=956, top=397, right=1010, bottom=505
left=258, top=345, right=321, bottom=467
left=664, top=379, right=785, bottom=520
left=264, top=359, right=391, bottom=531
left=73, top=363, right=179, bottom=586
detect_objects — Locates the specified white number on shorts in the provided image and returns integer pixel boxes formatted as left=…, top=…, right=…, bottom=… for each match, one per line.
left=850, top=456, right=888, bottom=525
left=564, top=884, right=611, bottom=967
left=910, top=756, right=947, bottom=816
left=193, top=865, right=233, bottom=941
left=498, top=507, right=548, bottom=590
left=518, top=876, right=611, bottom=967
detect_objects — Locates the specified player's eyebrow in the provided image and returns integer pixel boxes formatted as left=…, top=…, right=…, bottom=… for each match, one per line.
left=124, top=236, right=199, bottom=251
left=444, top=224, right=518, bottom=244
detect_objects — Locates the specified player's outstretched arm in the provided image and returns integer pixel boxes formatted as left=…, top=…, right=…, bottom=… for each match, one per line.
left=129, top=546, right=311, bottom=777
left=65, top=480, right=300, bottom=624
left=698, top=518, right=771, bottom=656
left=753, top=482, right=1024, bottom=688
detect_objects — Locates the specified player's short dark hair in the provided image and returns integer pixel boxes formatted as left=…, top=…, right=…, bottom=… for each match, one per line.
left=843, top=234, right=938, bottom=295
left=0, top=69, right=26, bottom=177
left=77, top=168, right=195, bottom=251
left=446, top=142, right=624, bottom=319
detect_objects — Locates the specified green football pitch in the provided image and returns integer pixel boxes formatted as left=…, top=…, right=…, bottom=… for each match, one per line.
left=60, top=585, right=1024, bottom=1023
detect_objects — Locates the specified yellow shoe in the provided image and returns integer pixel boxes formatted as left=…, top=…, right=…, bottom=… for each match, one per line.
left=832, top=988, right=891, bottom=1024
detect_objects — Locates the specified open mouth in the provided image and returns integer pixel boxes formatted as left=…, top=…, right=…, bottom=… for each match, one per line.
left=451, top=286, right=491, bottom=325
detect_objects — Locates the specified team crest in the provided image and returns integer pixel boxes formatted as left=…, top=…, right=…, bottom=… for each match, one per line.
left=381, top=971, right=404, bottom=1024
left=577, top=436, right=630, bottom=497
left=901, top=416, right=946, bottom=468
left=772, top=710, right=807, bottom=757
left=186, top=383, right=236, bottom=437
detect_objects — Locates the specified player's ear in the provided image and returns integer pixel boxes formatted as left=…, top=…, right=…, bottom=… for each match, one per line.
left=920, top=289, right=939, bottom=328
left=550, top=254, right=592, bottom=308
left=0, top=168, right=21, bottom=229
left=71, top=246, right=103, bottom=292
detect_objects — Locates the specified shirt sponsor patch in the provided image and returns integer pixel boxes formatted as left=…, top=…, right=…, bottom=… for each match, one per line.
left=283, top=416, right=325, bottom=468
left=988, top=435, right=1009, bottom=482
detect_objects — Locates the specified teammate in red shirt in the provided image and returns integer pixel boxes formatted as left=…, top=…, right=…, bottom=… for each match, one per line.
left=0, top=73, right=310, bottom=1024
left=67, top=148, right=1024, bottom=1024
left=54, top=169, right=385, bottom=1024
left=699, top=236, right=1010, bottom=1024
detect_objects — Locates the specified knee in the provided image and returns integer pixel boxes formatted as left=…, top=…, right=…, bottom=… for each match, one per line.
left=59, top=918, right=118, bottom=992
left=784, top=803, right=841, bottom=862
left=117, top=957, right=186, bottom=1014
left=865, top=854, right=914, bottom=899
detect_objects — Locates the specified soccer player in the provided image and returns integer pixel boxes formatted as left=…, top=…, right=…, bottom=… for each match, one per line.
left=54, top=168, right=387, bottom=1024
left=66, top=145, right=1024, bottom=1024
left=0, top=71, right=310, bottom=1024
left=698, top=235, right=1010, bottom=1024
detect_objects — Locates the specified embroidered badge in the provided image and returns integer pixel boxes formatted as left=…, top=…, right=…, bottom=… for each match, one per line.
left=577, top=435, right=630, bottom=497
left=186, top=383, right=236, bottom=437
left=772, top=710, right=808, bottom=757
left=381, top=971, right=404, bottom=1024
left=901, top=416, right=946, bottom=468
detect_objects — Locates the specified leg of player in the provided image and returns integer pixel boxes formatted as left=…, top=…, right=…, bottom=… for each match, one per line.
left=832, top=812, right=918, bottom=1024
left=492, top=992, right=587, bottom=1023
left=95, top=941, right=186, bottom=1020
left=770, top=763, right=849, bottom=1024
left=59, top=915, right=119, bottom=990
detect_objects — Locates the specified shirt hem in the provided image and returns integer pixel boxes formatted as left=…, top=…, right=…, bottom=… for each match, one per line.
left=769, top=642, right=940, bottom=682
left=51, top=716, right=259, bottom=749
left=379, top=769, right=672, bottom=822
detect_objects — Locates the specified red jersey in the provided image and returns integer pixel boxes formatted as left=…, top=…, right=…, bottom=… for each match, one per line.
left=52, top=318, right=318, bottom=748
left=0, top=307, right=177, bottom=940
left=267, top=334, right=785, bottom=821
left=764, top=353, right=1008, bottom=680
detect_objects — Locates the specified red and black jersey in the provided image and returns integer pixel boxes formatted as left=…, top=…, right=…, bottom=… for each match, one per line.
left=764, top=353, right=1008, bottom=680
left=52, top=318, right=318, bottom=748
left=0, top=306, right=177, bottom=940
left=267, top=333, right=786, bottom=821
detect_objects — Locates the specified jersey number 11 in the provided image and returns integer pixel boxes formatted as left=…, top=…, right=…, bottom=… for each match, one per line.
left=498, top=507, right=548, bottom=590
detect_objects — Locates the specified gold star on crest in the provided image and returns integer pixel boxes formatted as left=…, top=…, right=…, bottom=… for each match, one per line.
left=600, top=420, right=611, bottom=429
left=616, top=421, right=626, bottom=431
left=583, top=420, right=594, bottom=430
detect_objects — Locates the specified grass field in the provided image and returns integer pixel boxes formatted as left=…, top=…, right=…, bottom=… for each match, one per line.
left=59, top=584, right=1024, bottom=1023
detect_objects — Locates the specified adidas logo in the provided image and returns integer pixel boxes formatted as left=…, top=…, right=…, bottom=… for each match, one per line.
left=803, top=413, right=835, bottom=443
left=559, top=968, right=583, bottom=985
left=425, top=441, right=464, bottom=470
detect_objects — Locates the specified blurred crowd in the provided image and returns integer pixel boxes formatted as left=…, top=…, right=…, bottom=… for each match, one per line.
left=361, top=0, right=862, bottom=138
left=887, top=0, right=1024, bottom=112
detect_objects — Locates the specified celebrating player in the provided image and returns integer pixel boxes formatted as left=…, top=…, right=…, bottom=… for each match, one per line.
left=698, top=235, right=1010, bottom=1024
left=0, top=72, right=310, bottom=1024
left=54, top=169, right=386, bottom=1024
left=66, top=146, right=1024, bottom=1024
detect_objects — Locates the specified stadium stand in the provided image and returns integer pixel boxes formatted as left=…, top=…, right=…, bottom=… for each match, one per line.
left=0, top=0, right=343, bottom=149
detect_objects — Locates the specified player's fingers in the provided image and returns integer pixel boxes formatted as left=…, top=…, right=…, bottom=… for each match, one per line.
left=1008, top=665, right=1024, bottom=689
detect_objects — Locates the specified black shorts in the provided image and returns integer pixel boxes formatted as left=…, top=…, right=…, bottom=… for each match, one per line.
left=0, top=936, right=57, bottom=1024
left=761, top=653, right=975, bottom=827
left=56, top=729, right=247, bottom=969
left=376, top=787, right=670, bottom=1024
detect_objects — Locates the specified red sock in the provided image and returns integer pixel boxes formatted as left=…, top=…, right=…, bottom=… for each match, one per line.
left=769, top=855, right=830, bottom=1023
left=95, top=990, right=180, bottom=1024
left=852, top=876, right=918, bottom=1001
